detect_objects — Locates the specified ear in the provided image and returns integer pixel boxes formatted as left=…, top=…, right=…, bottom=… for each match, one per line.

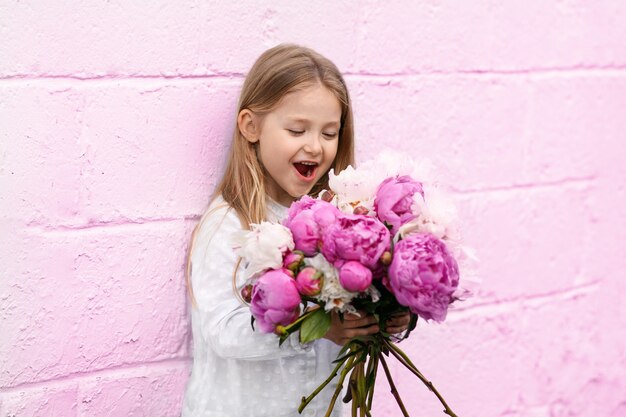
left=237, top=109, right=261, bottom=143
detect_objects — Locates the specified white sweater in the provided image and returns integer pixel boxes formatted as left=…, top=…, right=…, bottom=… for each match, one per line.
left=181, top=196, right=342, bottom=417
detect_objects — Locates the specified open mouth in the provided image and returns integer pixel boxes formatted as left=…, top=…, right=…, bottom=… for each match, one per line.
left=293, top=162, right=318, bottom=180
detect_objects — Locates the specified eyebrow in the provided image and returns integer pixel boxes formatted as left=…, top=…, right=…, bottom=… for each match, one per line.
left=287, top=117, right=340, bottom=127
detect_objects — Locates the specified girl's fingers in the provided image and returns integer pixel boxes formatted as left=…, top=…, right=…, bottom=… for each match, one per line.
left=386, top=313, right=411, bottom=327
left=343, top=312, right=378, bottom=329
left=346, top=325, right=380, bottom=339
left=386, top=325, right=408, bottom=334
left=330, top=311, right=413, bottom=344
left=387, top=317, right=410, bottom=327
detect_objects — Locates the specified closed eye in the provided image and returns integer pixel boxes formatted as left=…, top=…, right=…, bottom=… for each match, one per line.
left=287, top=129, right=304, bottom=136
left=323, top=132, right=338, bottom=138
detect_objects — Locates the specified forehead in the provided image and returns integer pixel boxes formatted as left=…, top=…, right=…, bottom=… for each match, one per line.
left=272, top=84, right=342, bottom=123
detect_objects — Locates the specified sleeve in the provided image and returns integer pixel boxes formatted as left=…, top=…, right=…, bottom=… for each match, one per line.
left=189, top=203, right=312, bottom=360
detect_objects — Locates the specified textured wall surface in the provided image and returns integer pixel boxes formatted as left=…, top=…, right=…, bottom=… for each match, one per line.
left=2, top=1, right=626, bottom=416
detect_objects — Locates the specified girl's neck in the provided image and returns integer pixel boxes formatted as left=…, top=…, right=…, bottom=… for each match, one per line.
left=266, top=195, right=290, bottom=222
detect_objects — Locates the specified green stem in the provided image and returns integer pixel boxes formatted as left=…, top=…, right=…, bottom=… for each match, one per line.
left=350, top=373, right=358, bottom=417
left=323, top=352, right=361, bottom=417
left=384, top=340, right=458, bottom=417
left=366, top=353, right=379, bottom=410
left=298, top=352, right=348, bottom=413
left=379, top=354, right=410, bottom=417
left=353, top=361, right=369, bottom=417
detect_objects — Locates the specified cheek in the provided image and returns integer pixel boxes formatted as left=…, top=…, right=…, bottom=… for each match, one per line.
left=325, top=141, right=339, bottom=165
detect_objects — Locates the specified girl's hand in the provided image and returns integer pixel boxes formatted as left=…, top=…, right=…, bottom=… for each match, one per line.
left=323, top=310, right=380, bottom=346
left=385, top=311, right=412, bottom=335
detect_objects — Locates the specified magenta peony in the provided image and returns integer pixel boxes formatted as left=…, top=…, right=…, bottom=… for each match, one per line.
left=374, top=175, right=424, bottom=235
left=295, top=266, right=324, bottom=296
left=388, top=233, right=459, bottom=322
left=338, top=261, right=373, bottom=293
left=250, top=269, right=302, bottom=333
left=283, top=196, right=340, bottom=256
left=321, top=214, right=391, bottom=269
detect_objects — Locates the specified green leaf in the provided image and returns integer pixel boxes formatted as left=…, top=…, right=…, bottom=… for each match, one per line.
left=299, top=308, right=331, bottom=344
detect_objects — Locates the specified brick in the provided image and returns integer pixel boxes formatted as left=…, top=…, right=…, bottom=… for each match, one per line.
left=522, top=75, right=626, bottom=185
left=347, top=74, right=626, bottom=192
left=0, top=2, right=263, bottom=77
left=347, top=76, right=530, bottom=190
left=0, top=85, right=84, bottom=226
left=0, top=384, right=78, bottom=417
left=77, top=363, right=189, bottom=417
left=0, top=220, right=193, bottom=388
left=75, top=80, right=240, bottom=222
left=353, top=0, right=626, bottom=73
left=455, top=181, right=597, bottom=302
left=240, top=2, right=363, bottom=73
left=0, top=80, right=238, bottom=225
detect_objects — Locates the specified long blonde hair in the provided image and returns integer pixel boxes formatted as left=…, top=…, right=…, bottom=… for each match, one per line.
left=186, top=43, right=356, bottom=307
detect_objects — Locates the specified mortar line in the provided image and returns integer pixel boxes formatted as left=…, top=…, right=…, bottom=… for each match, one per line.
left=1, top=66, right=626, bottom=84
left=452, top=175, right=596, bottom=196
left=24, top=214, right=201, bottom=234
left=0, top=357, right=191, bottom=394
left=448, top=279, right=600, bottom=320
left=346, top=65, right=626, bottom=77
left=0, top=73, right=245, bottom=81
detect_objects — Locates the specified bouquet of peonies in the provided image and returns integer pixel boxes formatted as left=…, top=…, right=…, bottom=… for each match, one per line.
left=233, top=153, right=475, bottom=417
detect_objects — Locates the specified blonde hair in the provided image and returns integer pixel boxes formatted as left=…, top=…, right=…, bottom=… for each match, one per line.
left=186, top=43, right=356, bottom=307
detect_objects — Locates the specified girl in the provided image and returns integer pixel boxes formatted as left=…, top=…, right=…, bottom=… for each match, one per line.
left=181, top=44, right=410, bottom=417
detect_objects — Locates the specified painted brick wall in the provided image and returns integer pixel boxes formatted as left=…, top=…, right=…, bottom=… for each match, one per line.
left=2, top=2, right=625, bottom=416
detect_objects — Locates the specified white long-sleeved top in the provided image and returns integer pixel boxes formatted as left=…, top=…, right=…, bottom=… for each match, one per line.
left=181, top=196, right=342, bottom=417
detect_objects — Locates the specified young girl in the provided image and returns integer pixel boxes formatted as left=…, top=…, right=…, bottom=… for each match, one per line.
left=181, top=44, right=410, bottom=417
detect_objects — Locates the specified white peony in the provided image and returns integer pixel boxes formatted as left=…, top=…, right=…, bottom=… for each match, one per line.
left=232, top=222, right=294, bottom=280
left=398, top=184, right=459, bottom=241
left=328, top=166, right=379, bottom=215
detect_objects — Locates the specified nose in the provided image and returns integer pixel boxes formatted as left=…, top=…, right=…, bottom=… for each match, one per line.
left=303, top=132, right=323, bottom=156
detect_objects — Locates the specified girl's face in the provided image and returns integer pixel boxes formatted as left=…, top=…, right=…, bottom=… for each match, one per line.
left=254, top=84, right=341, bottom=206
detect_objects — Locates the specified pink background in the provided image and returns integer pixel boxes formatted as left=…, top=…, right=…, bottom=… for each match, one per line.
left=2, top=2, right=626, bottom=416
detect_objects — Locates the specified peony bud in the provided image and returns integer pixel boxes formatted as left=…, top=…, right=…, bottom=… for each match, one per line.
left=274, top=324, right=287, bottom=336
left=240, top=284, right=253, bottom=303
left=338, top=261, right=373, bottom=293
left=380, top=251, right=392, bottom=266
left=295, top=266, right=324, bottom=296
left=283, top=250, right=304, bottom=273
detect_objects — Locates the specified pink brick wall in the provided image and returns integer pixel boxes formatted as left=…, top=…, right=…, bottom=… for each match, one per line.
left=2, top=2, right=625, bottom=416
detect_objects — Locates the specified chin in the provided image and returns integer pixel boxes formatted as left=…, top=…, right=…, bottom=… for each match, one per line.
left=289, top=187, right=313, bottom=200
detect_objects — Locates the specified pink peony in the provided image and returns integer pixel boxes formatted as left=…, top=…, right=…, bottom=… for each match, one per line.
left=295, top=266, right=324, bottom=296
left=374, top=175, right=424, bottom=235
left=284, top=196, right=340, bottom=256
left=321, top=214, right=391, bottom=269
left=338, top=261, right=373, bottom=293
left=388, top=233, right=459, bottom=322
left=250, top=269, right=301, bottom=333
